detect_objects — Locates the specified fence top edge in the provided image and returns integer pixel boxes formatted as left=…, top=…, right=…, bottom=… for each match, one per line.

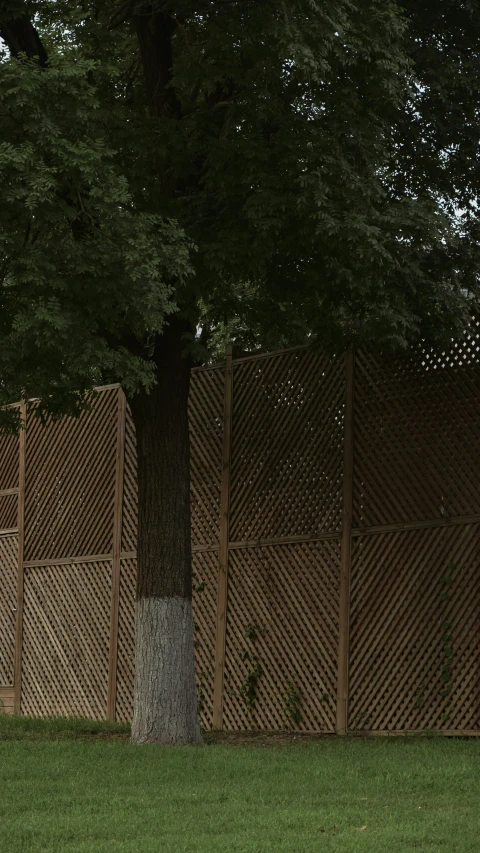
left=191, top=361, right=225, bottom=374
left=20, top=383, right=121, bottom=405
left=231, top=344, right=310, bottom=366
left=7, top=331, right=480, bottom=403
left=192, top=344, right=312, bottom=373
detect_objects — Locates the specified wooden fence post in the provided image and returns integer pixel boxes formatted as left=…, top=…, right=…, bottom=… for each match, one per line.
left=14, top=402, right=26, bottom=715
left=336, top=348, right=355, bottom=735
left=212, top=346, right=233, bottom=729
left=107, top=388, right=126, bottom=721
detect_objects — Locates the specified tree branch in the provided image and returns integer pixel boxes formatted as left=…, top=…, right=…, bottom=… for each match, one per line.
left=133, top=8, right=181, bottom=120
left=106, top=0, right=135, bottom=31
left=0, top=15, right=48, bottom=66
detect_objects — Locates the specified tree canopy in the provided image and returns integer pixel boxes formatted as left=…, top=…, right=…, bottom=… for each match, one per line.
left=1, top=0, right=480, bottom=744
left=0, top=0, right=479, bottom=427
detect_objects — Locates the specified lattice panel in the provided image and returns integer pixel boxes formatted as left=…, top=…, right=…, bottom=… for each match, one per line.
left=230, top=351, right=345, bottom=543
left=223, top=542, right=340, bottom=731
left=24, top=390, right=118, bottom=561
left=192, top=550, right=218, bottom=730
left=189, top=367, right=224, bottom=548
left=0, top=430, right=19, bottom=491
left=0, top=535, right=18, bottom=685
left=115, top=558, right=136, bottom=722
left=349, top=524, right=480, bottom=731
left=114, top=553, right=217, bottom=728
left=354, top=328, right=480, bottom=528
left=21, top=561, right=111, bottom=718
left=0, top=493, right=17, bottom=531
left=122, top=405, right=138, bottom=554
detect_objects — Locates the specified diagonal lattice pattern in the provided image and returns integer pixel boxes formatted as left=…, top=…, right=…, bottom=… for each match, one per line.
left=0, top=431, right=19, bottom=492
left=24, top=390, right=118, bottom=561
left=192, top=550, right=218, bottom=730
left=0, top=345, right=476, bottom=733
left=230, top=351, right=345, bottom=543
left=115, top=558, right=137, bottom=722
left=223, top=542, right=340, bottom=732
left=121, top=405, right=138, bottom=555
left=21, top=561, right=111, bottom=718
left=0, top=493, right=18, bottom=531
left=189, top=367, right=224, bottom=548
left=349, top=524, right=480, bottom=731
left=0, top=535, right=18, bottom=685
left=354, top=325, right=480, bottom=528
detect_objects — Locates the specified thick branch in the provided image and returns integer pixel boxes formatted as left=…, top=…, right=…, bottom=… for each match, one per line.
left=96, top=327, right=148, bottom=359
left=132, top=9, right=181, bottom=120
left=107, top=0, right=134, bottom=31
left=0, top=15, right=48, bottom=66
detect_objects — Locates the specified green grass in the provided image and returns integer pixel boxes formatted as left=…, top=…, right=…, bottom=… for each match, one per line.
left=0, top=713, right=130, bottom=742
left=1, top=716, right=479, bottom=852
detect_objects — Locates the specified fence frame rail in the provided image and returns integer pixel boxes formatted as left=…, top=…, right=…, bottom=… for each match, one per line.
left=0, top=334, right=478, bottom=733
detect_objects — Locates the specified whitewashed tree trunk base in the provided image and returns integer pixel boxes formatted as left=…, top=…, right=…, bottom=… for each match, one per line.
left=131, top=597, right=203, bottom=744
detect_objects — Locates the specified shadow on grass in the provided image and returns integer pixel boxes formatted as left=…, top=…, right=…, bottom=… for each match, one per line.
left=1, top=713, right=471, bottom=746
left=0, top=713, right=131, bottom=742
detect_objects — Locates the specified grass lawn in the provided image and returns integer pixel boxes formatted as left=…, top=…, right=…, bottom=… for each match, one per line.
left=1, top=716, right=479, bottom=852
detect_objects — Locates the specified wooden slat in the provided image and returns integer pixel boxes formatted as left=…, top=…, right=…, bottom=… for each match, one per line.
left=25, top=384, right=121, bottom=402
left=212, top=347, right=233, bottom=729
left=24, top=553, right=115, bottom=568
left=232, top=344, right=308, bottom=365
left=0, top=686, right=14, bottom=698
left=18, top=517, right=476, bottom=558
left=193, top=517, right=480, bottom=552
left=0, top=689, right=15, bottom=715
left=23, top=550, right=138, bottom=568
left=192, top=544, right=219, bottom=554
left=88, top=383, right=121, bottom=393
left=107, top=388, right=126, bottom=721
left=352, top=514, right=480, bottom=537
left=228, top=531, right=342, bottom=550
left=192, top=361, right=225, bottom=374
left=14, top=402, right=26, bottom=714
left=351, top=730, right=480, bottom=737
left=336, top=349, right=355, bottom=735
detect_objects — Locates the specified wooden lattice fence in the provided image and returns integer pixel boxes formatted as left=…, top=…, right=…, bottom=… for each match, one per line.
left=0, top=329, right=479, bottom=733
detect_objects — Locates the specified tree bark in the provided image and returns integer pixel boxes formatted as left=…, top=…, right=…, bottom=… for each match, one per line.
left=129, top=318, right=202, bottom=744
left=0, top=15, right=48, bottom=66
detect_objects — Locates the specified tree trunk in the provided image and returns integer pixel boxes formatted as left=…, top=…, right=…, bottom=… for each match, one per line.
left=129, top=319, right=202, bottom=744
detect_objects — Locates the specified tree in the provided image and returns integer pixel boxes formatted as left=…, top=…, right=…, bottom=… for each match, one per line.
left=0, top=0, right=479, bottom=743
